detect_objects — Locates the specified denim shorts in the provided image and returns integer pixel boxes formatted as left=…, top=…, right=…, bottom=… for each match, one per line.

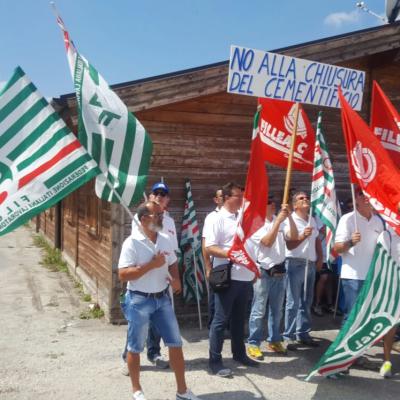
left=122, top=290, right=182, bottom=353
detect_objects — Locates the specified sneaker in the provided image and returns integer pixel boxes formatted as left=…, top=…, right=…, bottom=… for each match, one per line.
left=176, top=389, right=201, bottom=400
left=121, top=362, right=130, bottom=376
left=133, top=390, right=147, bottom=400
left=209, top=362, right=233, bottom=377
left=267, top=341, right=288, bottom=355
left=283, top=339, right=298, bottom=351
left=379, top=361, right=392, bottom=378
left=297, top=337, right=319, bottom=347
left=312, top=305, right=324, bottom=317
left=247, top=345, right=264, bottom=360
left=149, top=355, right=169, bottom=369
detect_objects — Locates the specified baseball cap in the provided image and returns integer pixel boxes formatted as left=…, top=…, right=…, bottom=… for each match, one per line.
left=151, top=182, right=169, bottom=194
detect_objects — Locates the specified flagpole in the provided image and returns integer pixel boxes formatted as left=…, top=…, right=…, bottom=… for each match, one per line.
left=282, top=103, right=300, bottom=204
left=303, top=212, right=313, bottom=301
left=350, top=184, right=359, bottom=231
left=192, top=246, right=203, bottom=330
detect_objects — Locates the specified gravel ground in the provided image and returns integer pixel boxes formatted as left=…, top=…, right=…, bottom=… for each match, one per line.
left=1, top=227, right=399, bottom=400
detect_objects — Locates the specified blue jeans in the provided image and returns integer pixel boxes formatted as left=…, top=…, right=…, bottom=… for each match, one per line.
left=248, top=268, right=286, bottom=345
left=283, top=258, right=316, bottom=341
left=122, top=291, right=182, bottom=353
left=209, top=280, right=252, bottom=365
left=122, top=303, right=163, bottom=362
left=341, top=278, right=364, bottom=323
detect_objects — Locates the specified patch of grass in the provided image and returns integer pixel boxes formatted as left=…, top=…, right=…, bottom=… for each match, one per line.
left=32, top=234, right=69, bottom=274
left=82, top=293, right=92, bottom=302
left=79, top=304, right=104, bottom=319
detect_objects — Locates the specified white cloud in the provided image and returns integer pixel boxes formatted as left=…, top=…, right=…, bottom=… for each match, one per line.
left=324, top=10, right=361, bottom=28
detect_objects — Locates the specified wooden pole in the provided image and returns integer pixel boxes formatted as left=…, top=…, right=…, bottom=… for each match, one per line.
left=282, top=103, right=300, bottom=205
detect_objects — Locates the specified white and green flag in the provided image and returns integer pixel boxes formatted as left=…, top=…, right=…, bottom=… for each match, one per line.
left=310, top=112, right=339, bottom=265
left=306, top=232, right=400, bottom=380
left=180, top=180, right=206, bottom=303
left=55, top=12, right=152, bottom=206
left=0, top=67, right=99, bottom=236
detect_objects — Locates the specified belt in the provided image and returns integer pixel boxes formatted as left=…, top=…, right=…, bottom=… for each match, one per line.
left=130, top=287, right=169, bottom=299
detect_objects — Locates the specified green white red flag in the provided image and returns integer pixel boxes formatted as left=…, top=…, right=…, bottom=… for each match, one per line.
left=0, top=67, right=99, bottom=236
left=310, top=112, right=339, bottom=265
left=339, top=88, right=400, bottom=235
left=306, top=233, right=400, bottom=380
left=180, top=180, right=206, bottom=303
left=370, top=81, right=400, bottom=167
left=54, top=11, right=152, bottom=206
left=228, top=106, right=268, bottom=277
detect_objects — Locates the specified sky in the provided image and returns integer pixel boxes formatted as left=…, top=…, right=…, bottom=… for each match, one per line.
left=0, top=0, right=390, bottom=98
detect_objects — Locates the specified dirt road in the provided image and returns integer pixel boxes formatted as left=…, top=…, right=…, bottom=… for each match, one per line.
left=1, top=227, right=399, bottom=399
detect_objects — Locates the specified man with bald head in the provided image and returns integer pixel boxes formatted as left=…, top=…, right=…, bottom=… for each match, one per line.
left=119, top=201, right=200, bottom=400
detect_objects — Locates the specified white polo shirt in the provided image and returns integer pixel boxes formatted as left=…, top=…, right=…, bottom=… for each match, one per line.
left=132, top=211, right=178, bottom=252
left=202, top=208, right=220, bottom=239
left=284, top=213, right=319, bottom=262
left=335, top=211, right=384, bottom=280
left=118, top=230, right=177, bottom=293
left=204, top=206, right=255, bottom=282
left=248, top=216, right=286, bottom=270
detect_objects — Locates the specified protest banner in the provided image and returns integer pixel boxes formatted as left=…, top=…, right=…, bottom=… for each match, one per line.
left=228, top=45, right=365, bottom=111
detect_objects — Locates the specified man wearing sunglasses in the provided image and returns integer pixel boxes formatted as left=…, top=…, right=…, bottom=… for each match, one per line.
left=334, top=188, right=384, bottom=324
left=146, top=182, right=179, bottom=367
left=123, top=182, right=178, bottom=372
left=119, top=201, right=200, bottom=400
left=282, top=191, right=323, bottom=350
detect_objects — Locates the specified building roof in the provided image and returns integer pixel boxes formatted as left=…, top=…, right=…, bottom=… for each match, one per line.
left=58, top=21, right=400, bottom=112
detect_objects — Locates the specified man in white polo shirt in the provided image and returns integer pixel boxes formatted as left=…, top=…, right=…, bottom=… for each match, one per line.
left=334, top=188, right=384, bottom=323
left=283, top=191, right=323, bottom=349
left=247, top=194, right=298, bottom=360
left=205, top=182, right=258, bottom=377
left=119, top=201, right=200, bottom=400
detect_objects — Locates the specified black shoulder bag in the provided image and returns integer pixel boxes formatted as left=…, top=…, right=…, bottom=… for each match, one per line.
left=209, top=261, right=232, bottom=292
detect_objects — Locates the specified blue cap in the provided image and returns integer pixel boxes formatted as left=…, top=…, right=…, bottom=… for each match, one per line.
left=151, top=182, right=169, bottom=194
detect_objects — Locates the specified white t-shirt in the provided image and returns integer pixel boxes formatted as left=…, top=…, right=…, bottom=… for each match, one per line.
left=132, top=211, right=178, bottom=252
left=118, top=230, right=177, bottom=293
left=202, top=208, right=220, bottom=239
left=284, top=213, right=319, bottom=262
left=248, top=216, right=286, bottom=270
left=335, top=211, right=384, bottom=280
left=204, top=206, right=255, bottom=282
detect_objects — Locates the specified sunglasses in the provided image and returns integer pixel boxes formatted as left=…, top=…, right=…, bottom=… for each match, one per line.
left=146, top=212, right=164, bottom=218
left=296, top=196, right=309, bottom=201
left=153, top=190, right=168, bottom=197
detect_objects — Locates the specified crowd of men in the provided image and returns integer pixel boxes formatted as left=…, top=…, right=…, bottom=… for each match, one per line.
left=117, top=181, right=400, bottom=400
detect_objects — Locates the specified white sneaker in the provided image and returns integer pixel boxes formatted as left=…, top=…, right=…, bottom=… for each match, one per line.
left=121, top=362, right=129, bottom=376
left=176, top=388, right=201, bottom=400
left=133, top=390, right=147, bottom=400
left=380, top=361, right=392, bottom=378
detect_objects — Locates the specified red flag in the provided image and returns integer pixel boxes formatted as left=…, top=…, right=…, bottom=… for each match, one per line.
left=258, top=98, right=315, bottom=172
left=228, top=109, right=268, bottom=277
left=339, top=88, right=400, bottom=235
left=370, top=81, right=400, bottom=167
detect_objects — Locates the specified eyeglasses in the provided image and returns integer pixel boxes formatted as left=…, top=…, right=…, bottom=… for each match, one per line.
left=146, top=212, right=164, bottom=218
left=153, top=190, right=168, bottom=197
left=296, top=196, right=309, bottom=201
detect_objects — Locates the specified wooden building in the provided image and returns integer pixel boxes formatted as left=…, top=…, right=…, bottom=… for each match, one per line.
left=37, top=22, right=400, bottom=323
